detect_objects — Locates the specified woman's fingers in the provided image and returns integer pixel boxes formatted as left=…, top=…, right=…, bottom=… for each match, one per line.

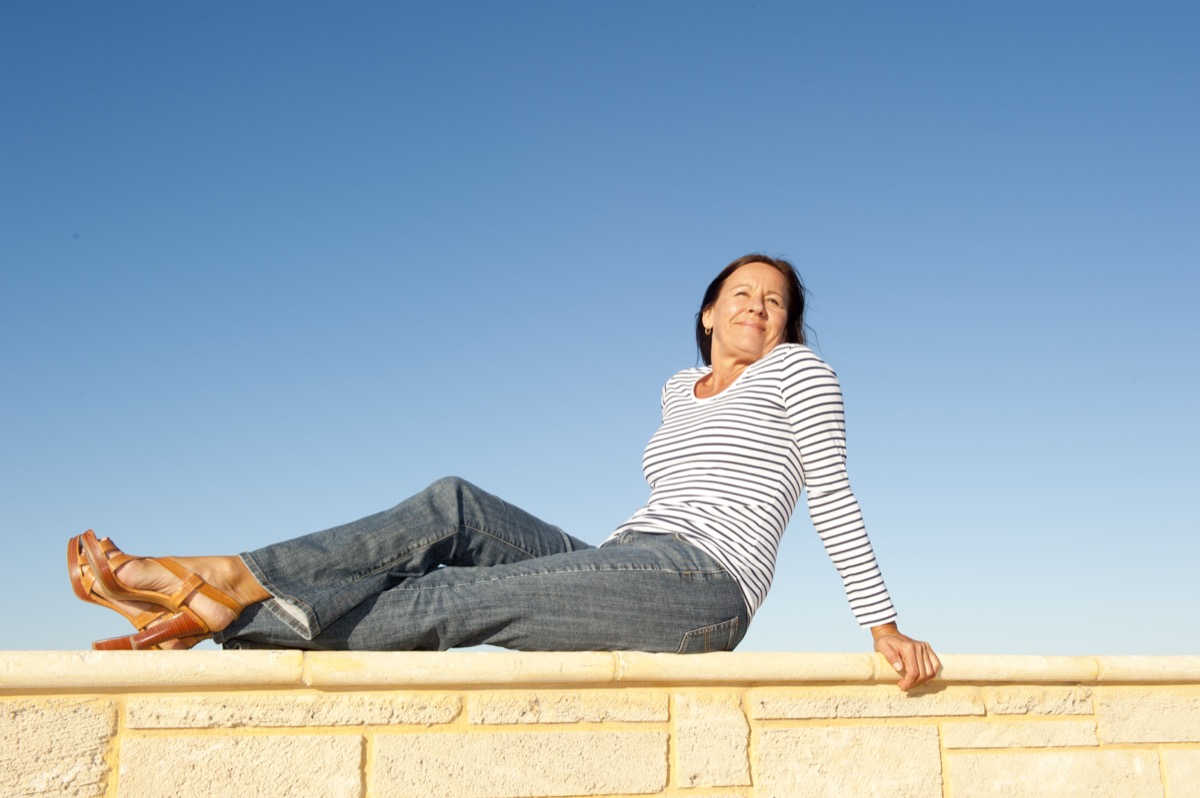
left=875, top=632, right=940, bottom=690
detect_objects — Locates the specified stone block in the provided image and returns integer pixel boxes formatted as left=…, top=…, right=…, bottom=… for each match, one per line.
left=1097, top=655, right=1200, bottom=682
left=945, top=750, right=1162, bottom=797
left=755, top=726, right=942, bottom=797
left=372, top=730, right=667, bottom=797
left=983, top=686, right=1093, bottom=715
left=1164, top=750, right=1200, bottom=798
left=127, top=691, right=460, bottom=728
left=305, top=650, right=616, bottom=687
left=0, top=650, right=304, bottom=691
left=749, top=685, right=983, bottom=719
left=117, top=734, right=363, bottom=797
left=674, top=692, right=751, bottom=787
left=469, top=689, right=666, bottom=724
left=941, top=719, right=1097, bottom=748
left=615, top=651, right=877, bottom=683
left=1097, top=687, right=1200, bottom=743
left=938, top=654, right=1099, bottom=683
left=0, top=698, right=116, bottom=798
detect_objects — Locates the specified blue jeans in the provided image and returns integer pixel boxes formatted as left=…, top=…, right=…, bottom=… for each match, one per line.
left=215, top=477, right=749, bottom=653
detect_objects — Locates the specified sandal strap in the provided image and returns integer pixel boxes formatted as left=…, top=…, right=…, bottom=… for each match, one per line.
left=154, top=557, right=246, bottom=614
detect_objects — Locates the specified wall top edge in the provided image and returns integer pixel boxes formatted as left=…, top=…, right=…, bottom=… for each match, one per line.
left=2, top=651, right=1198, bottom=692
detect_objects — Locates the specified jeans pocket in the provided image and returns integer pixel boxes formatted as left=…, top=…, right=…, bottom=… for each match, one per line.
left=675, top=616, right=740, bottom=654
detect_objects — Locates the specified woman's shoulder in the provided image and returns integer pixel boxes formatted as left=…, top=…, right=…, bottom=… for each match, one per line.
left=667, top=364, right=709, bottom=383
left=763, top=344, right=842, bottom=393
left=663, top=365, right=708, bottom=395
left=767, top=343, right=832, bottom=369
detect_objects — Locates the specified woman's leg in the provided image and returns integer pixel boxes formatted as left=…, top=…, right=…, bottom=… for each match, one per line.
left=217, top=531, right=749, bottom=654
left=234, top=476, right=592, bottom=640
left=77, top=476, right=589, bottom=647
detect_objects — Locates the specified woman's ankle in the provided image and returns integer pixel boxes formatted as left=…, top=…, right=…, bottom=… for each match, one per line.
left=174, top=556, right=272, bottom=609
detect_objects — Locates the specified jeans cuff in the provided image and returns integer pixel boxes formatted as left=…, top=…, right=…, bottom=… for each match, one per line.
left=237, top=551, right=320, bottom=640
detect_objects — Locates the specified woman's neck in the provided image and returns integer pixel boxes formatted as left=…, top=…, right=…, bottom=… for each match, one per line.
left=696, top=360, right=750, bottom=398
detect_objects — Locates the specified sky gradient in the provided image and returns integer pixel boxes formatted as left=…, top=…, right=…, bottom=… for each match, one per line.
left=3, top=1, right=1197, bottom=655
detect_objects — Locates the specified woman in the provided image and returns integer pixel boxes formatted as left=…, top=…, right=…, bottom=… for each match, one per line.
left=68, top=254, right=940, bottom=690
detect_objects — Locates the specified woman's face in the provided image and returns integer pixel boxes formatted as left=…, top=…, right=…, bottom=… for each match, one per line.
left=702, top=261, right=790, bottom=366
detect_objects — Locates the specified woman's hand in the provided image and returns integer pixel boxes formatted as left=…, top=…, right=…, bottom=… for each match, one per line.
left=871, top=623, right=940, bottom=691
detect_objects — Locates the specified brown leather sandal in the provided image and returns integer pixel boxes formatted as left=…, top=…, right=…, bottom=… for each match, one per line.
left=77, top=530, right=245, bottom=650
left=67, top=532, right=171, bottom=646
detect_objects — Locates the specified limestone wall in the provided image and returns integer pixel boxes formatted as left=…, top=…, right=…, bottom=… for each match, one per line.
left=3, top=651, right=1198, bottom=797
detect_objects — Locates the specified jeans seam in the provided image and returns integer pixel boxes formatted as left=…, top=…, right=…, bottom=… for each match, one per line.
left=391, top=566, right=737, bottom=593
left=339, top=528, right=459, bottom=585
left=468, top=523, right=549, bottom=560
left=333, top=521, right=573, bottom=590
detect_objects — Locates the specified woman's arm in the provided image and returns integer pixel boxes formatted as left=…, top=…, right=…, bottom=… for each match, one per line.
left=780, top=346, right=940, bottom=690
left=781, top=348, right=898, bottom=627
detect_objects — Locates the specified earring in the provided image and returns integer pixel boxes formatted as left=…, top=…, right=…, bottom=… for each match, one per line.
left=704, top=326, right=712, bottom=336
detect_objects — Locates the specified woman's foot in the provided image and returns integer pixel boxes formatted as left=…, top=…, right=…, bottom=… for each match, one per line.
left=102, top=555, right=246, bottom=635
left=74, top=531, right=271, bottom=650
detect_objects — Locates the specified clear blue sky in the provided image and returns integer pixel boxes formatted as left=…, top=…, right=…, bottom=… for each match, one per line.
left=3, top=2, right=1197, bottom=655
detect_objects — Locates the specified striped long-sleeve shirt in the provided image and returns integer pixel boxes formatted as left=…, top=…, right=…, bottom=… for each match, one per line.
left=607, top=343, right=897, bottom=627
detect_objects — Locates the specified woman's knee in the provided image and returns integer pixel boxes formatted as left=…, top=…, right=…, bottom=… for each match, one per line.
left=425, top=475, right=467, bottom=496
left=421, top=476, right=486, bottom=518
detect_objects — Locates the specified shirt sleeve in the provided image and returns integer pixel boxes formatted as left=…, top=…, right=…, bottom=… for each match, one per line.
left=780, top=347, right=898, bottom=628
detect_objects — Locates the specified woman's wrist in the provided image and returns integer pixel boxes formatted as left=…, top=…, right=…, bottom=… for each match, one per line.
left=871, top=622, right=901, bottom=641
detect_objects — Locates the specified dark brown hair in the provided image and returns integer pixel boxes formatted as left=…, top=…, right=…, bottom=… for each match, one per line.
left=695, top=253, right=808, bottom=366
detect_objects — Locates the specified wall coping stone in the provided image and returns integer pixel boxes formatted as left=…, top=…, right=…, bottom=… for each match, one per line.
left=3, top=651, right=1199, bottom=692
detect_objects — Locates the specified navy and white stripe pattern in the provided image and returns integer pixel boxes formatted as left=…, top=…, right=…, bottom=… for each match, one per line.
left=609, top=344, right=897, bottom=626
